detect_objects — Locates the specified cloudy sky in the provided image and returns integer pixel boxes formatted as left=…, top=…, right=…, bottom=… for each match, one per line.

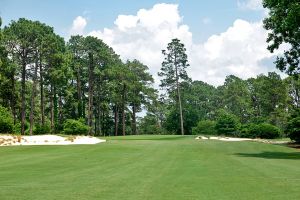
left=1, top=0, right=284, bottom=86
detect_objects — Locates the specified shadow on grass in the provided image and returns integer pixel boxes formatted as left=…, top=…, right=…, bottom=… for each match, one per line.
left=106, top=135, right=187, bottom=141
left=116, top=137, right=185, bottom=141
left=235, top=151, right=300, bottom=160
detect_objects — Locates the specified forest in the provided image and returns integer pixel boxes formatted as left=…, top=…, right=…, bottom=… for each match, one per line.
left=0, top=14, right=299, bottom=142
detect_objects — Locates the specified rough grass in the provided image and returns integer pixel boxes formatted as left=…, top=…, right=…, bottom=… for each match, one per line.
left=0, top=135, right=299, bottom=200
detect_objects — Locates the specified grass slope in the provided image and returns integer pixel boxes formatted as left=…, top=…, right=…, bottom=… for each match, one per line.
left=0, top=135, right=299, bottom=200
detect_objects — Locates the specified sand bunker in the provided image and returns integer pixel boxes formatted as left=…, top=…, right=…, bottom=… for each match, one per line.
left=195, top=136, right=252, bottom=141
left=0, top=135, right=106, bottom=146
left=195, top=136, right=289, bottom=143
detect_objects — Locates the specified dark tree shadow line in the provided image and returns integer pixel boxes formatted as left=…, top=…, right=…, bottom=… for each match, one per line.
left=235, top=151, right=300, bottom=160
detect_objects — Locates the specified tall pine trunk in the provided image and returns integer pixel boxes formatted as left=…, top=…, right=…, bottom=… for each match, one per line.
left=122, top=84, right=126, bottom=136
left=58, top=94, right=63, bottom=129
left=98, top=103, right=102, bottom=136
left=40, top=59, right=45, bottom=125
left=114, top=105, right=119, bottom=136
left=88, top=53, right=94, bottom=135
left=122, top=108, right=126, bottom=136
left=29, top=56, right=39, bottom=135
left=10, top=70, right=16, bottom=124
left=21, top=56, right=26, bottom=135
left=175, top=61, right=184, bottom=135
left=50, top=84, right=54, bottom=133
left=132, top=104, right=137, bottom=135
left=76, top=67, right=82, bottom=118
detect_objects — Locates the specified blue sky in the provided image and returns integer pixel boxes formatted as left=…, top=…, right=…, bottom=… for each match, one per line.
left=1, top=0, right=281, bottom=86
left=1, top=0, right=264, bottom=42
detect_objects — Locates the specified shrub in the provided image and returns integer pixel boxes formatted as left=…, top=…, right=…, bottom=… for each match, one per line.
left=0, top=106, right=14, bottom=133
left=13, top=121, right=30, bottom=134
left=257, top=123, right=281, bottom=139
left=138, top=113, right=167, bottom=135
left=192, top=120, right=216, bottom=135
left=63, top=118, right=89, bottom=135
left=286, top=117, right=300, bottom=143
left=33, top=123, right=51, bottom=135
left=215, top=111, right=240, bottom=136
left=239, top=123, right=259, bottom=138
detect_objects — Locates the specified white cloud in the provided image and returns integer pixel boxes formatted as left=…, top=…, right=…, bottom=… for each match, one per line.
left=88, top=3, right=191, bottom=83
left=237, top=0, right=263, bottom=10
left=86, top=3, right=282, bottom=86
left=70, top=16, right=87, bottom=35
left=189, top=19, right=280, bottom=85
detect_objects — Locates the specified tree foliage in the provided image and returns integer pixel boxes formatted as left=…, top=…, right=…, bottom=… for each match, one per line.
left=263, top=0, right=300, bottom=75
left=0, top=105, right=14, bottom=133
left=215, top=110, right=240, bottom=136
left=158, top=38, right=190, bottom=135
left=192, top=120, right=217, bottom=135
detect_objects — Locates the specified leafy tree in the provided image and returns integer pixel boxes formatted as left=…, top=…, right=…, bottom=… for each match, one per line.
left=0, top=17, right=17, bottom=121
left=158, top=38, right=190, bottom=135
left=28, top=21, right=56, bottom=135
left=63, top=118, right=89, bottom=135
left=3, top=18, right=40, bottom=134
left=247, top=72, right=289, bottom=128
left=192, top=120, right=217, bottom=135
left=263, top=0, right=300, bottom=75
left=138, top=113, right=165, bottom=135
left=67, top=35, right=87, bottom=119
left=285, top=76, right=300, bottom=109
left=0, top=105, right=14, bottom=133
left=286, top=109, right=300, bottom=142
left=215, top=110, right=240, bottom=136
left=127, top=60, right=154, bottom=135
left=182, top=81, right=217, bottom=120
left=286, top=117, right=300, bottom=142
left=221, top=75, right=252, bottom=123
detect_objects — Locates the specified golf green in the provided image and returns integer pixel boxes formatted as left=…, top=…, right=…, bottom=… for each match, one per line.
left=0, top=135, right=299, bottom=200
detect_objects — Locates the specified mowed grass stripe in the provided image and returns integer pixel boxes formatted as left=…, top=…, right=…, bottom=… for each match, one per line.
left=0, top=135, right=299, bottom=200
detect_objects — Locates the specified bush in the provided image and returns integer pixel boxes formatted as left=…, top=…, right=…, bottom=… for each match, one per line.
left=192, top=120, right=216, bottom=135
left=215, top=111, right=240, bottom=136
left=0, top=106, right=14, bottom=133
left=138, top=114, right=166, bottom=135
left=13, top=121, right=29, bottom=134
left=257, top=123, right=281, bottom=139
left=63, top=118, right=89, bottom=135
left=239, top=123, right=259, bottom=138
left=33, top=123, right=51, bottom=135
left=240, top=123, right=281, bottom=139
left=286, top=117, right=300, bottom=143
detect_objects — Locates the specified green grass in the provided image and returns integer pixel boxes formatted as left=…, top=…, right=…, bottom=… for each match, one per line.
left=0, top=135, right=299, bottom=200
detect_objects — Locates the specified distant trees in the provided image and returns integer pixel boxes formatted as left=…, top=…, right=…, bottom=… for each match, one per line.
left=0, top=17, right=156, bottom=136
left=159, top=38, right=190, bottom=135
left=0, top=17, right=299, bottom=141
left=153, top=69, right=298, bottom=139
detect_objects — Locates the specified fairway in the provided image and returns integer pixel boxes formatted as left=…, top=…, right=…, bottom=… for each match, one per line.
left=0, top=135, right=299, bottom=200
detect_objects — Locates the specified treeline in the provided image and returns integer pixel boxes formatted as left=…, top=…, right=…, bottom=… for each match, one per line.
left=0, top=17, right=299, bottom=141
left=0, top=18, right=156, bottom=136
left=140, top=73, right=300, bottom=140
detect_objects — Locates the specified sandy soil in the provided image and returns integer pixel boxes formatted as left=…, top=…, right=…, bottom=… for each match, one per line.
left=195, top=135, right=288, bottom=143
left=0, top=135, right=106, bottom=146
left=195, top=136, right=252, bottom=141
